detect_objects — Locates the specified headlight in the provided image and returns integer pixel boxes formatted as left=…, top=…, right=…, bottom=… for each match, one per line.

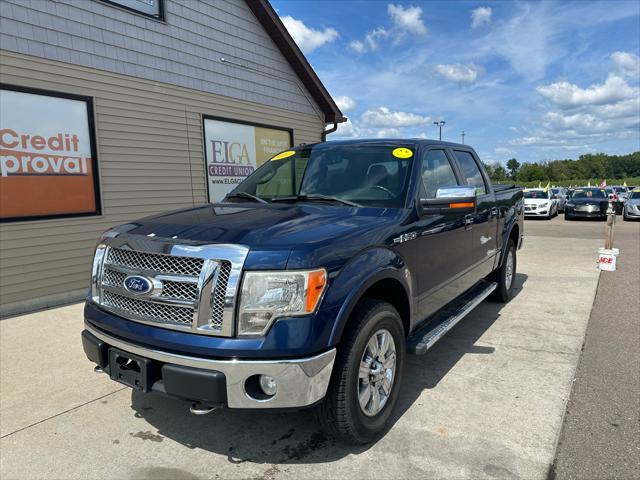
left=237, top=269, right=327, bottom=336
left=539, top=202, right=548, bottom=208
left=566, top=203, right=575, bottom=207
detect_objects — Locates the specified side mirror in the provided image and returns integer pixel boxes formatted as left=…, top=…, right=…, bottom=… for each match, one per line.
left=419, top=186, right=477, bottom=215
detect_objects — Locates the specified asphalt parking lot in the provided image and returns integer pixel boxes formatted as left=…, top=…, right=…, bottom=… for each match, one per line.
left=1, top=216, right=637, bottom=480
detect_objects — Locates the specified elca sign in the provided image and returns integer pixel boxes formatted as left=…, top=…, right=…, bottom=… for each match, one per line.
left=208, top=139, right=254, bottom=177
left=203, top=118, right=291, bottom=202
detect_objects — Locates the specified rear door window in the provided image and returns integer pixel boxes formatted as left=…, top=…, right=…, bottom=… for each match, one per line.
left=453, top=150, right=487, bottom=196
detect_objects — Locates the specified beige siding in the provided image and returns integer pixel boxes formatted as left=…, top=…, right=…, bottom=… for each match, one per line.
left=0, top=50, right=324, bottom=314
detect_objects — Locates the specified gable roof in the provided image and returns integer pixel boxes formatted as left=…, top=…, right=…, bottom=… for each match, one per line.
left=246, top=0, right=346, bottom=124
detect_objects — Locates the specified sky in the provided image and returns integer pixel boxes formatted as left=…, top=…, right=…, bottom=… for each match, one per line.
left=272, top=0, right=640, bottom=165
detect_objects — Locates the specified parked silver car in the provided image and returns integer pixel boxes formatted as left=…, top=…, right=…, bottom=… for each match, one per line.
left=623, top=189, right=640, bottom=221
left=551, top=187, right=568, bottom=212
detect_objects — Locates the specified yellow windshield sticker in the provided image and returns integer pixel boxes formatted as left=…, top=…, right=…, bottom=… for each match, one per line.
left=270, top=150, right=296, bottom=161
left=392, top=147, right=413, bottom=159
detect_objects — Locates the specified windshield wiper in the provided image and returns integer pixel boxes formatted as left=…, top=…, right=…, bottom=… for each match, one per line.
left=271, top=194, right=361, bottom=207
left=224, top=192, right=268, bottom=204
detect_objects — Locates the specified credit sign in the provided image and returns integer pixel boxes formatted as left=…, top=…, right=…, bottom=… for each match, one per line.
left=0, top=88, right=100, bottom=221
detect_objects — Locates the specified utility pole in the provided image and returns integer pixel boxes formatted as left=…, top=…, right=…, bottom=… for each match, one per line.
left=461, top=130, right=465, bottom=144
left=433, top=120, right=446, bottom=141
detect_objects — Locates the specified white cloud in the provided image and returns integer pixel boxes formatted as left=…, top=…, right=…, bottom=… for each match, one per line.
left=611, top=51, right=640, bottom=78
left=364, top=27, right=390, bottom=51
left=471, top=7, right=492, bottom=28
left=435, top=63, right=482, bottom=84
left=349, top=3, right=426, bottom=54
left=281, top=16, right=338, bottom=54
left=361, top=106, right=431, bottom=127
left=376, top=127, right=403, bottom=138
left=335, top=96, right=356, bottom=112
left=494, top=147, right=517, bottom=156
left=388, top=4, right=428, bottom=36
left=333, top=119, right=360, bottom=138
left=536, top=75, right=638, bottom=108
left=349, top=40, right=365, bottom=53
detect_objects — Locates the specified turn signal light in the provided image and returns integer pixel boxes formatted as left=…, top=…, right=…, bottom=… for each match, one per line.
left=305, top=269, right=327, bottom=312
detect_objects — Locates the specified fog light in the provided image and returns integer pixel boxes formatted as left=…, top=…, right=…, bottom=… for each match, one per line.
left=259, top=374, right=277, bottom=396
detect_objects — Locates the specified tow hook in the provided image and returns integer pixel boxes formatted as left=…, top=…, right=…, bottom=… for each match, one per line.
left=189, top=403, right=219, bottom=415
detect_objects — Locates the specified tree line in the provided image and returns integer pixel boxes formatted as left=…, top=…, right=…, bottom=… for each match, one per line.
left=484, top=151, right=640, bottom=185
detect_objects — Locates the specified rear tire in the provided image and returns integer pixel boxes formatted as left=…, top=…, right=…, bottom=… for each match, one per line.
left=315, top=299, right=405, bottom=444
left=489, top=239, right=517, bottom=303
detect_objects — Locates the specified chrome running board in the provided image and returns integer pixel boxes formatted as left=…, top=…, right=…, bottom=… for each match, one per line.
left=407, top=280, right=497, bottom=355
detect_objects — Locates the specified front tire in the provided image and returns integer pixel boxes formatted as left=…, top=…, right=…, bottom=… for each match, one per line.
left=315, top=300, right=405, bottom=444
left=489, top=239, right=517, bottom=302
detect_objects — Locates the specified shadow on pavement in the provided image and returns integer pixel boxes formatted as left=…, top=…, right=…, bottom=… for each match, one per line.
left=130, top=273, right=528, bottom=465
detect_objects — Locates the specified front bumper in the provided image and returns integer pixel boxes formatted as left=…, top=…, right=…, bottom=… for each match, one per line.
left=565, top=208, right=606, bottom=218
left=82, top=323, right=336, bottom=409
left=625, top=208, right=640, bottom=218
left=524, top=207, right=550, bottom=216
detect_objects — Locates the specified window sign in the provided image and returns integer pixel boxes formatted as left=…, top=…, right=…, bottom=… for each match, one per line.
left=102, top=0, right=164, bottom=19
left=203, top=117, right=292, bottom=202
left=0, top=87, right=101, bottom=221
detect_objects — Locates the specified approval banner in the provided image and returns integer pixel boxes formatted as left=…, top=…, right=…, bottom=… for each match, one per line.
left=0, top=88, right=99, bottom=221
left=203, top=117, right=291, bottom=202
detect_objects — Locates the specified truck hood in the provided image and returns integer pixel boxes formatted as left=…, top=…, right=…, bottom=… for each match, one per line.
left=122, top=203, right=405, bottom=270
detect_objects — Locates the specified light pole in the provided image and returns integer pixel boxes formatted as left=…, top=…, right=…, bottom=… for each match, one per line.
left=433, top=120, right=446, bottom=141
left=461, top=130, right=465, bottom=144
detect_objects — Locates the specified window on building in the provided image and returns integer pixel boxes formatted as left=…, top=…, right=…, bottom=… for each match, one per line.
left=101, top=0, right=165, bottom=21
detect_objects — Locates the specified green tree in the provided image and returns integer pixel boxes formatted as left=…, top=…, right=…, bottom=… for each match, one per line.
left=506, top=158, right=520, bottom=180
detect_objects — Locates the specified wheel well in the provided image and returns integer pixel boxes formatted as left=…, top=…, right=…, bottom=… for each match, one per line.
left=509, top=223, right=519, bottom=247
left=360, top=278, right=410, bottom=336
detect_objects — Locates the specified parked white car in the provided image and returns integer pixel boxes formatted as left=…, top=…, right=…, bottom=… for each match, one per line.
left=524, top=189, right=558, bottom=219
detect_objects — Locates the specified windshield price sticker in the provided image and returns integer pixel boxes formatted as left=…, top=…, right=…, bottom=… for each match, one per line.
left=270, top=150, right=296, bottom=161
left=392, top=147, right=413, bottom=159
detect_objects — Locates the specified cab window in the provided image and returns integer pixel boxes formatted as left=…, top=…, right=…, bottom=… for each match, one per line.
left=420, top=149, right=458, bottom=198
left=453, top=150, right=487, bottom=196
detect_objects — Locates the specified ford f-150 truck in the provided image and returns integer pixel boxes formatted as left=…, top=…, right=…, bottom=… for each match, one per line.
left=82, top=139, right=523, bottom=444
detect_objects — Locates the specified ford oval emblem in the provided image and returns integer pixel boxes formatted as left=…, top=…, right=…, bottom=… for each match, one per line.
left=123, top=275, right=153, bottom=295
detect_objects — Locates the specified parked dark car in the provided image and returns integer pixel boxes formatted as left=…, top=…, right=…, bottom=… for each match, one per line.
left=82, top=139, right=523, bottom=444
left=564, top=187, right=609, bottom=220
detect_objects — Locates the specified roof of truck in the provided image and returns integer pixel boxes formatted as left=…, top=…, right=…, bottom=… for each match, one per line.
left=307, top=139, right=472, bottom=149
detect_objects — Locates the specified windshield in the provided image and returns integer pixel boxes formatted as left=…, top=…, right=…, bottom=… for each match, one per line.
left=229, top=145, right=414, bottom=207
left=571, top=189, right=606, bottom=199
left=523, top=190, right=549, bottom=199
left=629, top=191, right=640, bottom=199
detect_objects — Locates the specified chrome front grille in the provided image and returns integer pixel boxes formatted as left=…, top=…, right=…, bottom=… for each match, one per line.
left=106, top=247, right=203, bottom=276
left=102, top=290, right=194, bottom=326
left=92, top=236, right=249, bottom=337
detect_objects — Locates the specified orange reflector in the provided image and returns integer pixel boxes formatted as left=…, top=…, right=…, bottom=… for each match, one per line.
left=305, top=269, right=327, bottom=312
left=449, top=202, right=474, bottom=209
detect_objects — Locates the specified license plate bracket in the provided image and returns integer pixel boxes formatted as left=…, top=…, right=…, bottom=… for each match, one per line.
left=108, top=348, right=153, bottom=392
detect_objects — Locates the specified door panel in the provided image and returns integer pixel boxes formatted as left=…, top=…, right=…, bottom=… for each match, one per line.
left=451, top=149, right=498, bottom=282
left=407, top=149, right=474, bottom=319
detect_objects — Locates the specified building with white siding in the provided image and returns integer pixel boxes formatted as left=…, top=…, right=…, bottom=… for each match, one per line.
left=0, top=0, right=345, bottom=315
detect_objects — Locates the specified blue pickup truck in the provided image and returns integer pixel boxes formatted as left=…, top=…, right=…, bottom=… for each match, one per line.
left=82, top=139, right=523, bottom=444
